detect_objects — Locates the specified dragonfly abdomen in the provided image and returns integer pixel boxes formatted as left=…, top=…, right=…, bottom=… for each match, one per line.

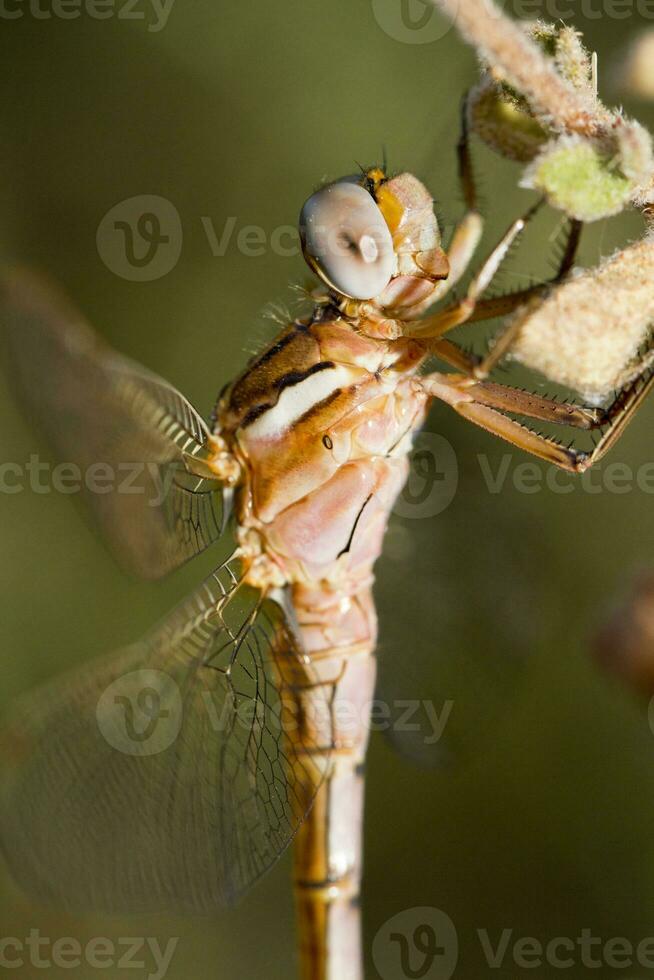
left=290, top=583, right=377, bottom=980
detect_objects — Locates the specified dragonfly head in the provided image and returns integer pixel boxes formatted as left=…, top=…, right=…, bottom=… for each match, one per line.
left=299, top=167, right=449, bottom=314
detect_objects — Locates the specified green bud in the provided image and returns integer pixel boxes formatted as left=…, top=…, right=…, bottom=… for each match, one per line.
left=523, top=136, right=633, bottom=221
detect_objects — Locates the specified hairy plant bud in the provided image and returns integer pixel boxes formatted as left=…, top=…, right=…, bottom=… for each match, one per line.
left=522, top=135, right=634, bottom=221
left=549, top=24, right=595, bottom=95
left=522, top=115, right=654, bottom=220
left=509, top=236, right=654, bottom=402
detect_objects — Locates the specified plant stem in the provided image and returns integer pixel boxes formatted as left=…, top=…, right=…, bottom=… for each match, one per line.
left=429, top=0, right=608, bottom=137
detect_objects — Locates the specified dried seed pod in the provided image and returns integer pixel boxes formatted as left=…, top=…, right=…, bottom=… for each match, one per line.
left=510, top=236, right=654, bottom=402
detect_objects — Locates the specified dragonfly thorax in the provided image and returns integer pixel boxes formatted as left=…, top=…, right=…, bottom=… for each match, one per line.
left=215, top=315, right=428, bottom=593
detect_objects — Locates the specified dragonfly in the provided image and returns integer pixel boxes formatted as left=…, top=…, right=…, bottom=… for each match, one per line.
left=1, top=114, right=653, bottom=980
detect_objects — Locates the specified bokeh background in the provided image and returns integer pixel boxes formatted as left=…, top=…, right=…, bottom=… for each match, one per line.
left=1, top=1, right=654, bottom=977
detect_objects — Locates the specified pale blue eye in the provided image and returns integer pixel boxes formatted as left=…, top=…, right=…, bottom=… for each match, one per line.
left=299, top=181, right=395, bottom=300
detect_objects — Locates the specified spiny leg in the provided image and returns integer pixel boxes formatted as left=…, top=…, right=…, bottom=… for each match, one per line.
left=470, top=217, right=583, bottom=322
left=467, top=218, right=584, bottom=378
left=429, top=93, right=484, bottom=304
left=405, top=200, right=543, bottom=340
left=422, top=360, right=654, bottom=473
left=462, top=217, right=581, bottom=327
left=445, top=93, right=484, bottom=288
left=420, top=94, right=569, bottom=314
left=455, top=380, right=605, bottom=429
left=438, top=101, right=581, bottom=310
left=468, top=289, right=554, bottom=380
left=428, top=219, right=584, bottom=377
left=577, top=366, right=654, bottom=468
left=421, top=370, right=605, bottom=431
left=443, top=213, right=484, bottom=296
left=458, top=91, right=478, bottom=214
left=553, top=217, right=583, bottom=280
left=426, top=294, right=541, bottom=374
left=405, top=107, right=579, bottom=345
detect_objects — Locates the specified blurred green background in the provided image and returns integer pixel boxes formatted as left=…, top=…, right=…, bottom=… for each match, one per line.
left=2, top=1, right=654, bottom=978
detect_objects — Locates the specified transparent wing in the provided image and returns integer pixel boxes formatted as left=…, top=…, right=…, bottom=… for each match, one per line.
left=0, top=268, right=228, bottom=579
left=0, top=557, right=330, bottom=914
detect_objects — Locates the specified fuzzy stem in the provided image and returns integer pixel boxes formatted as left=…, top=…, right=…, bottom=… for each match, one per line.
left=429, top=0, right=607, bottom=137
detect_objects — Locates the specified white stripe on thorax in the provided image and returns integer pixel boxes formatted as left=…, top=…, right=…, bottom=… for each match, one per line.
left=244, top=365, right=355, bottom=440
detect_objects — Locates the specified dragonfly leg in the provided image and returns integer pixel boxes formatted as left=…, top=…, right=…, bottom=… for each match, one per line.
left=399, top=104, right=581, bottom=327
left=427, top=220, right=584, bottom=377
left=428, top=287, right=560, bottom=378
left=438, top=210, right=484, bottom=299
left=465, top=217, right=583, bottom=325
left=421, top=362, right=654, bottom=473
left=404, top=200, right=543, bottom=341
left=451, top=380, right=606, bottom=429
left=409, top=95, right=484, bottom=311
left=457, top=91, right=478, bottom=215
left=438, top=95, right=487, bottom=294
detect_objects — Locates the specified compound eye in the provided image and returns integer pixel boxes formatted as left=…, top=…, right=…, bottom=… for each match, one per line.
left=299, top=181, right=395, bottom=300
